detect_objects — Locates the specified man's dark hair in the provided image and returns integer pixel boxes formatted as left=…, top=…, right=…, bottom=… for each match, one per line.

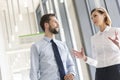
left=40, top=13, right=55, bottom=31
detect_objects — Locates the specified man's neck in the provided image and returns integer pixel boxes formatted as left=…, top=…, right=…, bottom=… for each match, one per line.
left=45, top=33, right=54, bottom=39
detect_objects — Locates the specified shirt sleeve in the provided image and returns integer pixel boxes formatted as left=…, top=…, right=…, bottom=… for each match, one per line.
left=64, top=44, right=76, bottom=76
left=85, top=57, right=97, bottom=67
left=30, top=44, right=40, bottom=80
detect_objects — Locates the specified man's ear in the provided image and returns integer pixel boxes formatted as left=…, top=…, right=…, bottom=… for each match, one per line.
left=44, top=23, right=49, bottom=29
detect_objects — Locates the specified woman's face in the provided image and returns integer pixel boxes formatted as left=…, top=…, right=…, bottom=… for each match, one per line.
left=91, top=11, right=105, bottom=27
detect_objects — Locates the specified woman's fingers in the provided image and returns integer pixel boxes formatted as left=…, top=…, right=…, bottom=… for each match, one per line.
left=72, top=50, right=80, bottom=57
left=108, top=37, right=113, bottom=41
left=72, top=49, right=84, bottom=58
left=115, top=31, right=118, bottom=40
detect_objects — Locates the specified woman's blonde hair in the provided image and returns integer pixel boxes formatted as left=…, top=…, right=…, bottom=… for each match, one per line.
left=91, top=7, right=112, bottom=26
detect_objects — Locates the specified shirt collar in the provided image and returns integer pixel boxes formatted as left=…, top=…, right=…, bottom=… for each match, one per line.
left=43, top=36, right=56, bottom=43
left=43, top=36, right=51, bottom=42
left=98, top=26, right=111, bottom=35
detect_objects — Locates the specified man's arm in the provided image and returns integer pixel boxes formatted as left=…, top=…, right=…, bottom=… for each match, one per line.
left=30, top=45, right=40, bottom=80
left=64, top=44, right=76, bottom=79
left=66, top=53, right=76, bottom=76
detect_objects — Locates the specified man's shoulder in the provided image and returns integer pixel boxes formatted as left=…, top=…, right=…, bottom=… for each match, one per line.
left=54, top=39, right=68, bottom=50
left=54, top=39, right=65, bottom=45
left=31, top=38, right=46, bottom=48
left=31, top=38, right=49, bottom=53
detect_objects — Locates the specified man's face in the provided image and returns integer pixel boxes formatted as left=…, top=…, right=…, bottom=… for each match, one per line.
left=48, top=16, right=59, bottom=34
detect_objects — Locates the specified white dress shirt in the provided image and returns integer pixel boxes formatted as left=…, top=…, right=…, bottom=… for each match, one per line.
left=86, top=26, right=120, bottom=68
left=30, top=37, right=76, bottom=80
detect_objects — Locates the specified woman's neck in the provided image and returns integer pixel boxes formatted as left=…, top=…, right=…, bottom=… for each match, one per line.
left=99, top=24, right=107, bottom=32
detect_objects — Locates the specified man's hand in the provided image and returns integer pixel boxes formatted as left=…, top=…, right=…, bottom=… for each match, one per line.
left=64, top=73, right=74, bottom=80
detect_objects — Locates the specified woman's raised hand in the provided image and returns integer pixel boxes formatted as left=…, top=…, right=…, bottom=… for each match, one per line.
left=108, top=31, right=120, bottom=49
left=72, top=48, right=87, bottom=61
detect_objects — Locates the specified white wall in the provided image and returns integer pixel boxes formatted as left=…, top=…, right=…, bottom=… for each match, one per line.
left=0, top=12, right=12, bottom=80
left=0, top=9, right=36, bottom=80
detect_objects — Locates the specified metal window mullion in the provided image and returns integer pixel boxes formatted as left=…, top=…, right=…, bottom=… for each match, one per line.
left=53, top=0, right=66, bottom=42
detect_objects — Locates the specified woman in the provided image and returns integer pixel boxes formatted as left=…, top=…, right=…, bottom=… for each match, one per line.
left=73, top=7, right=120, bottom=80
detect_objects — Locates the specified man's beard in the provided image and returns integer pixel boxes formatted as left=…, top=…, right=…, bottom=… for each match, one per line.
left=49, top=25, right=59, bottom=34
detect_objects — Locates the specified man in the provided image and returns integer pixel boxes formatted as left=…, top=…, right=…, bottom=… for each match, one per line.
left=30, top=13, right=76, bottom=80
